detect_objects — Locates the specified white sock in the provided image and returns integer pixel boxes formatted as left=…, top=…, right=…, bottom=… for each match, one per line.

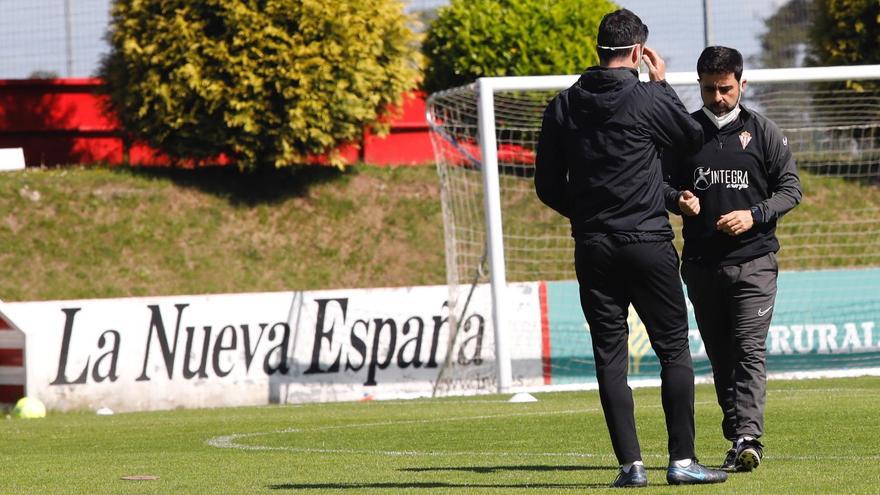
left=621, top=460, right=644, bottom=473
left=737, top=435, right=756, bottom=446
left=671, top=458, right=693, bottom=468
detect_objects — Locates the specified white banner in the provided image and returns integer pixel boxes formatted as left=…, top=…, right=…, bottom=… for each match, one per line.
left=2, top=284, right=543, bottom=412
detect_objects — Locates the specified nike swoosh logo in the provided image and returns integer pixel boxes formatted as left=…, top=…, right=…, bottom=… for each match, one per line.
left=669, top=467, right=707, bottom=480
left=758, top=306, right=773, bottom=317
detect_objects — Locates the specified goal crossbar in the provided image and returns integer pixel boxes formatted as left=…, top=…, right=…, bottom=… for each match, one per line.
left=471, top=64, right=880, bottom=93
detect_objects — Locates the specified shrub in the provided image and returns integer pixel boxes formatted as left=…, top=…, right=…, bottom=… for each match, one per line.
left=422, top=0, right=618, bottom=93
left=100, top=0, right=420, bottom=169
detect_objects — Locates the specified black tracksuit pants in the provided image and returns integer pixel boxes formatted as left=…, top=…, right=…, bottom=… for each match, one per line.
left=575, top=236, right=696, bottom=464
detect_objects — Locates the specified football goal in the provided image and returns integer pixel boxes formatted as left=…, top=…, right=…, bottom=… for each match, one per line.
left=427, top=65, right=880, bottom=396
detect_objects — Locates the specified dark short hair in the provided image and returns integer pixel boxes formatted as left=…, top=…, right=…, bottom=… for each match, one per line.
left=697, top=46, right=744, bottom=81
left=597, top=9, right=649, bottom=64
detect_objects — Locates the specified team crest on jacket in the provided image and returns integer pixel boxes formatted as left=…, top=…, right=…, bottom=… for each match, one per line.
left=739, top=131, right=752, bottom=149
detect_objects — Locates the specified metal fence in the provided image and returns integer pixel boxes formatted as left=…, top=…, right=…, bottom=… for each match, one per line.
left=0, top=0, right=811, bottom=79
left=0, top=0, right=110, bottom=79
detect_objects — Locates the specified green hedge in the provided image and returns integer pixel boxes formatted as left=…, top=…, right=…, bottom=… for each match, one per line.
left=422, top=0, right=618, bottom=93
left=100, top=0, right=420, bottom=169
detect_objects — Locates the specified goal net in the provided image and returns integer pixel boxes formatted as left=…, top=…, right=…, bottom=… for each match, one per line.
left=427, top=66, right=880, bottom=396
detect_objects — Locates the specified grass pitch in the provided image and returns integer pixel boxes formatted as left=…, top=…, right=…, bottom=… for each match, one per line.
left=2, top=376, right=879, bottom=494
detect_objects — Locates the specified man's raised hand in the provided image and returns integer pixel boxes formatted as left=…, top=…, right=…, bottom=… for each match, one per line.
left=642, top=46, right=666, bottom=81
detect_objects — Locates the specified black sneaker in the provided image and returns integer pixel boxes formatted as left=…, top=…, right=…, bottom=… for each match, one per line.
left=666, top=459, right=728, bottom=485
left=720, top=445, right=738, bottom=471
left=736, top=438, right=764, bottom=471
left=610, top=464, right=647, bottom=488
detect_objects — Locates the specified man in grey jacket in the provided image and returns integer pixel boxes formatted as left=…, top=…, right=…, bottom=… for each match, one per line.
left=663, top=46, right=802, bottom=472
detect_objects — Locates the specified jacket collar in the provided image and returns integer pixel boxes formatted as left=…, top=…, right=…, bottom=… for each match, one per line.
left=579, top=66, right=639, bottom=84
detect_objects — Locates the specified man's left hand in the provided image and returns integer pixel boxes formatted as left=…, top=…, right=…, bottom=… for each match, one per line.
left=716, top=210, right=754, bottom=236
left=642, top=47, right=666, bottom=82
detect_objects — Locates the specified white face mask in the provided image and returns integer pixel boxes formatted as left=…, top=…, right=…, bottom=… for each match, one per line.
left=597, top=43, right=642, bottom=75
left=701, top=82, right=744, bottom=129
left=702, top=105, right=740, bottom=129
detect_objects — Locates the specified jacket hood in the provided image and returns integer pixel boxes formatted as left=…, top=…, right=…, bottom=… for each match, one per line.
left=569, top=66, right=639, bottom=124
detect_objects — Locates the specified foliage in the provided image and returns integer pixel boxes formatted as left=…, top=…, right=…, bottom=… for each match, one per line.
left=421, top=0, right=618, bottom=93
left=808, top=0, right=880, bottom=67
left=99, top=0, right=420, bottom=169
left=27, top=70, right=61, bottom=79
left=757, top=0, right=814, bottom=68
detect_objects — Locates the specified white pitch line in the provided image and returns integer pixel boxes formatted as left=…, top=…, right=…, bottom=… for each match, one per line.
left=280, top=387, right=880, bottom=409
left=206, top=430, right=880, bottom=462
left=286, top=405, right=607, bottom=432
left=769, top=454, right=880, bottom=461
left=287, top=387, right=880, bottom=408
left=206, top=433, right=612, bottom=459
left=768, top=387, right=880, bottom=394
left=206, top=391, right=880, bottom=462
left=205, top=400, right=714, bottom=458
left=210, top=400, right=719, bottom=441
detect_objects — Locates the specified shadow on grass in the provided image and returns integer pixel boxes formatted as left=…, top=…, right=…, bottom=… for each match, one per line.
left=268, top=481, right=609, bottom=490
left=399, top=464, right=667, bottom=473
left=268, top=465, right=671, bottom=490
left=112, top=164, right=348, bottom=206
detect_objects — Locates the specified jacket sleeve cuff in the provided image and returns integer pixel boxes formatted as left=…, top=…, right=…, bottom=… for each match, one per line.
left=750, top=206, right=764, bottom=224
left=665, top=190, right=682, bottom=215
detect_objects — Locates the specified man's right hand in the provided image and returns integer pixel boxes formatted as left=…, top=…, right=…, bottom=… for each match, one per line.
left=642, top=46, right=666, bottom=81
left=678, top=190, right=700, bottom=216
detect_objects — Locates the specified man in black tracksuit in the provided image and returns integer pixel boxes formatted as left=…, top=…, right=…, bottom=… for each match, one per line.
left=663, top=46, right=802, bottom=472
left=534, top=9, right=727, bottom=488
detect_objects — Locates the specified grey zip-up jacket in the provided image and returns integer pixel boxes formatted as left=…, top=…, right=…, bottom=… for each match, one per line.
left=663, top=105, right=802, bottom=265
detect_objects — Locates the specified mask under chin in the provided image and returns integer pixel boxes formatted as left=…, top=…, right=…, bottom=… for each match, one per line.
left=702, top=105, right=741, bottom=129
left=702, top=83, right=743, bottom=129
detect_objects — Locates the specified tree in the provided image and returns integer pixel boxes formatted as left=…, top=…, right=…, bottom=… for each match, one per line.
left=421, top=0, right=618, bottom=93
left=804, top=0, right=880, bottom=176
left=100, top=0, right=420, bottom=170
left=809, top=0, right=880, bottom=66
left=756, top=0, right=814, bottom=68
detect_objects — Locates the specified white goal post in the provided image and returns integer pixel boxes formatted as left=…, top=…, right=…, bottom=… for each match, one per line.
left=428, top=65, right=880, bottom=395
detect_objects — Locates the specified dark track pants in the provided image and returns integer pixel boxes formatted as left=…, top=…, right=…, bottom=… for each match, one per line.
left=575, top=236, right=696, bottom=464
left=681, top=252, right=778, bottom=441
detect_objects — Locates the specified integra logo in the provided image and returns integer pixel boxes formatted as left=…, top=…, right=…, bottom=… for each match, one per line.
left=694, top=167, right=712, bottom=190
left=693, top=166, right=749, bottom=191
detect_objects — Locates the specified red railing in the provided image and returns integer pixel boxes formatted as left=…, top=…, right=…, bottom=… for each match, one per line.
left=0, top=79, right=434, bottom=167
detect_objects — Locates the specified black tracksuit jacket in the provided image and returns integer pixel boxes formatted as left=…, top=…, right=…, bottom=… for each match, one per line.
left=663, top=106, right=803, bottom=265
left=534, top=66, right=703, bottom=239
